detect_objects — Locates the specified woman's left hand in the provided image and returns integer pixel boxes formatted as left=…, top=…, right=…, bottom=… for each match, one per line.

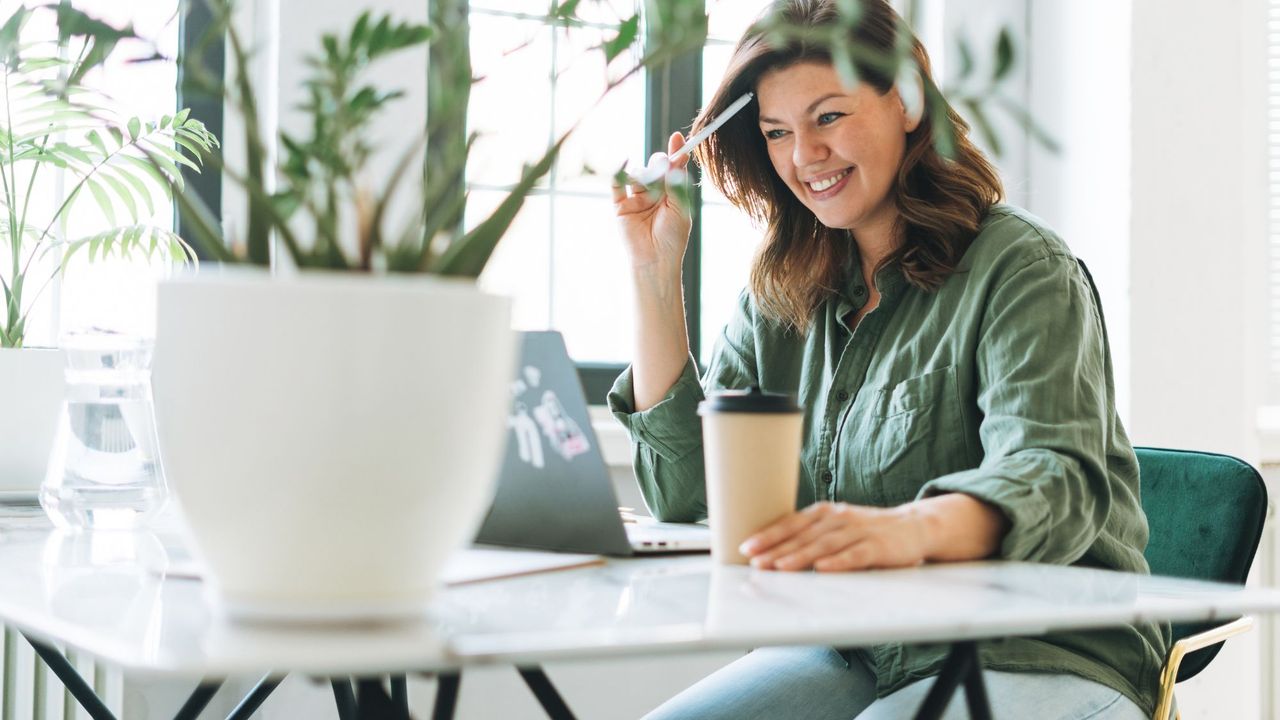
left=739, top=494, right=1008, bottom=572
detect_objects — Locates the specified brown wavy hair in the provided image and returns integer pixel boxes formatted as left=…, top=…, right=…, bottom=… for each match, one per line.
left=693, top=0, right=1003, bottom=332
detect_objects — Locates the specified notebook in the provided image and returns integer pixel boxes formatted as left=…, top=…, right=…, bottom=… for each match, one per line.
left=474, top=331, right=711, bottom=556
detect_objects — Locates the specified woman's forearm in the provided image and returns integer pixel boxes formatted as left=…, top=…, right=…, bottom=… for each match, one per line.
left=910, top=493, right=1009, bottom=562
left=631, top=262, right=691, bottom=411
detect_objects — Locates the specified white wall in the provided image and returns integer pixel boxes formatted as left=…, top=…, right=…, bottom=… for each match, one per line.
left=1025, top=1, right=1132, bottom=422
left=1129, top=0, right=1268, bottom=464
left=932, top=1, right=1133, bottom=419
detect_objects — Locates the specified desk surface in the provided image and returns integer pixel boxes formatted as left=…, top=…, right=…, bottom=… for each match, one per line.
left=3, top=521, right=1280, bottom=678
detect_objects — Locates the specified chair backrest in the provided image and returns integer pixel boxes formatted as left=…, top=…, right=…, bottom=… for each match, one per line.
left=1136, top=446, right=1268, bottom=681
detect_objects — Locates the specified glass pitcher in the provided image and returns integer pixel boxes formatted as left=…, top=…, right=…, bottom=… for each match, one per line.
left=40, top=332, right=167, bottom=530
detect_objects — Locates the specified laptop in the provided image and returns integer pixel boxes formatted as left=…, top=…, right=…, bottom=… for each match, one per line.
left=474, top=331, right=711, bottom=556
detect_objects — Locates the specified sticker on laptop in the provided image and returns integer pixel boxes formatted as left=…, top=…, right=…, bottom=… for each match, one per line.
left=508, top=365, right=591, bottom=469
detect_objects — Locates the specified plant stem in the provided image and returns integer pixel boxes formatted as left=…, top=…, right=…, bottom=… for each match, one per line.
left=220, top=4, right=272, bottom=266
left=17, top=135, right=49, bottom=264
left=3, top=64, right=22, bottom=345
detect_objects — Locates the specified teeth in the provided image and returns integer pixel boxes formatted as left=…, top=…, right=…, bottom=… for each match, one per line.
left=808, top=169, right=850, bottom=192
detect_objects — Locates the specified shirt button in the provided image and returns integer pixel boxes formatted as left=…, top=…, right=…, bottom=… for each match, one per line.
left=853, top=286, right=866, bottom=297
left=837, top=390, right=850, bottom=402
left=822, top=471, right=834, bottom=484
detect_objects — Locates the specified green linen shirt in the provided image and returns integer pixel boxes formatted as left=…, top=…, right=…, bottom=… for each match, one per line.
left=607, top=204, right=1169, bottom=714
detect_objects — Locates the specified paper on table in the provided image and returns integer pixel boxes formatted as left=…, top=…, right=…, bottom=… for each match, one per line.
left=154, top=546, right=604, bottom=586
left=442, top=546, right=603, bottom=586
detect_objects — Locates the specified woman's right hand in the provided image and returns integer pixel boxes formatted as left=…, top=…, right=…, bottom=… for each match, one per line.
left=612, top=131, right=693, bottom=274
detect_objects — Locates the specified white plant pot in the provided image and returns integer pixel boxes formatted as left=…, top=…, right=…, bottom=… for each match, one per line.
left=0, top=348, right=65, bottom=493
left=153, top=271, right=515, bottom=621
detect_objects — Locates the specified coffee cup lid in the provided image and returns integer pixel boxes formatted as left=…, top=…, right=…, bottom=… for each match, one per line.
left=698, top=386, right=801, bottom=415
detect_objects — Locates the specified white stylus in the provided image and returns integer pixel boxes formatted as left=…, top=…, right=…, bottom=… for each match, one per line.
left=631, top=91, right=755, bottom=185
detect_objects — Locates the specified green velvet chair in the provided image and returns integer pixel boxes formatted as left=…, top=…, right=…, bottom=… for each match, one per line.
left=1136, top=446, right=1268, bottom=720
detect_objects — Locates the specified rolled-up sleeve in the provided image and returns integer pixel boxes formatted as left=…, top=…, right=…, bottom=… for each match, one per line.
left=919, top=255, right=1112, bottom=563
left=607, top=290, right=760, bottom=522
left=607, top=357, right=708, bottom=522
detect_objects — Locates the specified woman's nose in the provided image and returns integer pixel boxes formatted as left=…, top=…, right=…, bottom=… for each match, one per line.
left=792, top=130, right=829, bottom=168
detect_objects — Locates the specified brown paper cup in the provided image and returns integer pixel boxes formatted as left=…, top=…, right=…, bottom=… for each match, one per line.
left=699, top=387, right=803, bottom=564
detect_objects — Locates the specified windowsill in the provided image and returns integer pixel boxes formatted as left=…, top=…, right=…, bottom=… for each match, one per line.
left=589, top=405, right=633, bottom=469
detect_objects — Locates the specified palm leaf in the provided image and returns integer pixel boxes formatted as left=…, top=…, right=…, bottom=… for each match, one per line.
left=84, top=177, right=116, bottom=226
left=106, top=164, right=156, bottom=217
left=97, top=170, right=138, bottom=223
left=60, top=224, right=191, bottom=271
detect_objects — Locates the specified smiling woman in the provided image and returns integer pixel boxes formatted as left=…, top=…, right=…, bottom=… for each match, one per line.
left=694, top=0, right=1001, bottom=333
left=606, top=1, right=1165, bottom=719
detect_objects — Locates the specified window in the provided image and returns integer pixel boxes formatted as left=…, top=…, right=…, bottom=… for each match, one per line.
left=470, top=1, right=774, bottom=403
left=699, top=1, right=775, bottom=370
left=469, top=0, right=646, bottom=377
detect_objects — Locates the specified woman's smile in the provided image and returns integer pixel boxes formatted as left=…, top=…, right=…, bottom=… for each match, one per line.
left=805, top=167, right=855, bottom=198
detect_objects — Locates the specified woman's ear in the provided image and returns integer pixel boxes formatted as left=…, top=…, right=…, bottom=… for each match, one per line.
left=896, top=65, right=924, bottom=132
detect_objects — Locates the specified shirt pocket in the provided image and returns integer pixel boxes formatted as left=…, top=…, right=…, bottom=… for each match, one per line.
left=866, top=365, right=966, bottom=503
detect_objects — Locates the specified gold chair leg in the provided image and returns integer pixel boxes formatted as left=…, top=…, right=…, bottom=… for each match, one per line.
left=1151, top=616, right=1254, bottom=720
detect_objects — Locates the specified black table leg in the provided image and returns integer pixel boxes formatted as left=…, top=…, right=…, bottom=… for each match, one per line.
left=174, top=680, right=224, bottom=720
left=333, top=678, right=358, bottom=720
left=517, top=666, right=577, bottom=720
left=962, top=656, right=992, bottom=720
left=226, top=674, right=283, bottom=719
left=433, top=672, right=460, bottom=720
left=25, top=636, right=117, bottom=720
left=391, top=674, right=409, bottom=716
left=913, top=641, right=992, bottom=720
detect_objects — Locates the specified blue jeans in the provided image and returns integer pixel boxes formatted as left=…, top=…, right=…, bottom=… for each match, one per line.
left=643, top=646, right=1149, bottom=720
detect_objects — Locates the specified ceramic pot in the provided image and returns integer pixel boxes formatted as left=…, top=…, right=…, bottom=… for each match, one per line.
left=153, top=270, right=514, bottom=621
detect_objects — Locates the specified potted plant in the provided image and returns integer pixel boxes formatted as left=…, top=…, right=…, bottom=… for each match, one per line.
left=0, top=5, right=215, bottom=494
left=135, top=0, right=728, bottom=621
left=142, top=0, right=1036, bottom=620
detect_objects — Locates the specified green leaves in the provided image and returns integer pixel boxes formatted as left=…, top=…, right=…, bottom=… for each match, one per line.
left=433, top=135, right=565, bottom=277
left=0, top=8, right=30, bottom=65
left=929, top=24, right=1053, bottom=159
left=60, top=224, right=194, bottom=271
left=51, top=3, right=144, bottom=89
left=553, top=0, right=584, bottom=21
left=832, top=36, right=859, bottom=90
left=994, top=28, right=1015, bottom=82
left=643, top=0, right=709, bottom=56
left=0, top=3, right=218, bottom=347
left=603, top=15, right=640, bottom=64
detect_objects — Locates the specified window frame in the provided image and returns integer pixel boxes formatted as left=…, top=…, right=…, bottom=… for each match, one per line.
left=176, top=5, right=708, bottom=405
left=175, top=1, right=224, bottom=258
left=578, top=35, right=703, bottom=405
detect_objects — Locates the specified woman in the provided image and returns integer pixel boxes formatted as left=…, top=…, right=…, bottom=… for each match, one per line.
left=608, top=0, right=1166, bottom=718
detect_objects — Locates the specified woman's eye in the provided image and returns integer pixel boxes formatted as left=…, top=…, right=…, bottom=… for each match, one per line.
left=817, top=112, right=844, bottom=126
left=764, top=129, right=787, bottom=140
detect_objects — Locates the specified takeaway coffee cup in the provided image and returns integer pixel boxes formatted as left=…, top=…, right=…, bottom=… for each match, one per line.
left=698, top=387, right=803, bottom=565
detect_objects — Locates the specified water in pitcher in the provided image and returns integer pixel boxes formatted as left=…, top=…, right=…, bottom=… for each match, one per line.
left=40, top=333, right=167, bottom=530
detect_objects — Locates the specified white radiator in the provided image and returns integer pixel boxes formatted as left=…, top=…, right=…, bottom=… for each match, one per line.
left=0, top=627, right=122, bottom=720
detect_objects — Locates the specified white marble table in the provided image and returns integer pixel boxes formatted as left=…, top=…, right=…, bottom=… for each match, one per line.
left=441, top=554, right=1280, bottom=664
left=3, top=520, right=1280, bottom=719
